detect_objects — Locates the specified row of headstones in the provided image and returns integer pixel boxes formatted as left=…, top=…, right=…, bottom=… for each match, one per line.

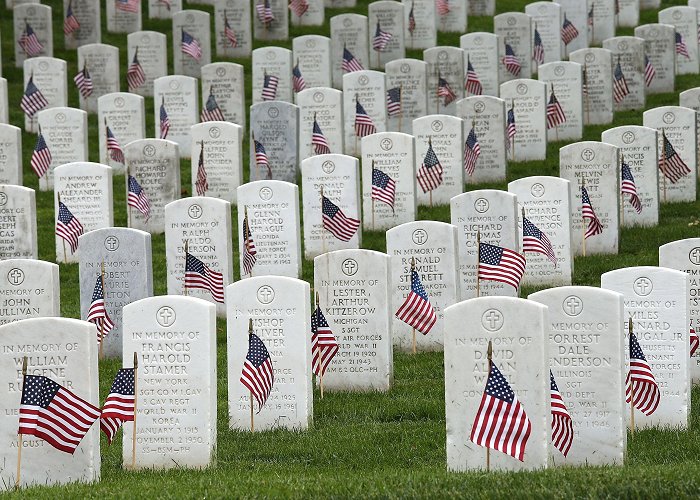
left=1, top=258, right=695, bottom=486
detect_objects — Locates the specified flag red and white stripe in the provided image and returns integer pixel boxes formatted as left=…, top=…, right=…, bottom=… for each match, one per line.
left=395, top=270, right=437, bottom=335
left=311, top=305, right=339, bottom=377
left=550, top=370, right=573, bottom=457
left=478, top=242, right=526, bottom=290
left=626, top=331, right=660, bottom=416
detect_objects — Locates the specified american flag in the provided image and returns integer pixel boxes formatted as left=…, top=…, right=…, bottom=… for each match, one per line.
left=436, top=0, right=450, bottom=16
left=342, top=46, right=364, bottom=73
left=181, top=30, right=202, bottom=61
left=550, top=370, right=573, bottom=457
left=522, top=216, right=556, bottom=266
left=261, top=73, right=279, bottom=101
left=159, top=99, right=170, bottom=139
left=408, top=3, right=416, bottom=35
left=507, top=105, right=517, bottom=144
left=437, top=76, right=457, bottom=107
left=158, top=0, right=171, bottom=9
left=416, top=141, right=444, bottom=193
left=465, top=59, right=482, bottom=95
left=127, top=175, right=151, bottom=220
left=372, top=21, right=393, bottom=52
left=87, top=275, right=115, bottom=342
left=395, top=269, right=437, bottom=335
left=256, top=0, right=275, bottom=25
left=56, top=201, right=84, bottom=254
left=224, top=13, right=238, bottom=48
left=478, top=242, right=526, bottom=289
left=587, top=4, right=593, bottom=27
left=184, top=252, right=225, bottom=303
left=254, top=139, right=272, bottom=178
left=546, top=90, right=566, bottom=129
left=621, top=160, right=641, bottom=214
left=371, top=167, right=396, bottom=211
left=690, top=325, right=698, bottom=357
left=116, top=0, right=140, bottom=13
left=30, top=129, right=52, bottom=179
left=582, top=66, right=588, bottom=96
left=676, top=32, right=690, bottom=59
left=561, top=15, right=579, bottom=45
left=581, top=185, right=603, bottom=239
left=311, top=305, right=339, bottom=377
left=503, top=43, right=522, bottom=77
left=64, top=1, right=81, bottom=35
left=660, top=133, right=691, bottom=184
left=240, top=332, right=274, bottom=413
left=242, top=211, right=257, bottom=276
left=312, top=117, right=331, bottom=155
left=127, top=49, right=146, bottom=91
left=613, top=59, right=629, bottom=104
left=289, top=0, right=309, bottom=18
left=106, top=125, right=124, bottom=164
left=644, top=55, right=656, bottom=88
left=355, top=99, right=377, bottom=138
left=470, top=361, right=531, bottom=462
left=322, top=195, right=360, bottom=242
left=533, top=28, right=544, bottom=65
left=100, top=368, right=135, bottom=445
left=18, top=375, right=100, bottom=454
left=74, top=64, right=93, bottom=99
left=19, top=23, right=43, bottom=57
left=614, top=0, right=620, bottom=15
left=626, top=330, right=660, bottom=416
left=200, top=91, right=226, bottom=122
left=463, top=127, right=481, bottom=176
left=386, top=86, right=402, bottom=116
left=195, top=143, right=208, bottom=196
left=292, top=63, right=306, bottom=93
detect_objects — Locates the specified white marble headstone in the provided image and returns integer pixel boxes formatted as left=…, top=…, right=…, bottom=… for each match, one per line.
left=330, top=14, right=369, bottom=89
left=252, top=47, right=293, bottom=104
left=76, top=43, right=120, bottom=114
left=525, top=2, right=564, bottom=65
left=554, top=0, right=589, bottom=55
left=0, top=185, right=36, bottom=259
left=633, top=24, right=675, bottom=95
left=385, top=58, right=428, bottom=135
left=343, top=71, right=387, bottom=156
left=460, top=33, right=501, bottom=98
left=214, top=0, right=252, bottom=58
left=154, top=75, right=198, bottom=158
left=23, top=57, right=67, bottom=133
left=658, top=7, right=699, bottom=75
left=538, top=62, right=584, bottom=142
left=500, top=79, right=547, bottom=161
left=148, top=0, right=181, bottom=19
left=36, top=107, right=88, bottom=190
left=297, top=87, right=344, bottom=158
left=424, top=47, right=464, bottom=116
left=456, top=96, right=507, bottom=184
left=402, top=0, right=436, bottom=50
left=63, top=0, right=101, bottom=49
left=0, top=260, right=59, bottom=324
left=0, top=126, right=22, bottom=186
left=569, top=48, right=614, bottom=126
left=249, top=101, right=299, bottom=183
left=190, top=122, right=242, bottom=204
left=201, top=62, right=246, bottom=131
left=106, top=0, right=141, bottom=33
left=252, top=0, right=288, bottom=41
left=367, top=1, right=405, bottom=70
left=601, top=37, right=645, bottom=112
left=494, top=12, right=533, bottom=81
left=126, top=31, right=168, bottom=97
left=98, top=92, right=145, bottom=175
left=13, top=4, right=53, bottom=68
left=172, top=10, right=211, bottom=78
left=292, top=35, right=332, bottom=90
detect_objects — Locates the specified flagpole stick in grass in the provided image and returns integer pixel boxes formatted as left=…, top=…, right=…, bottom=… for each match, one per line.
left=320, top=186, right=326, bottom=254
left=99, top=261, right=105, bottom=360
left=38, top=124, right=48, bottom=192
left=316, top=291, right=325, bottom=399
left=103, top=117, right=109, bottom=165
left=581, top=179, right=586, bottom=258
left=126, top=166, right=132, bottom=227
left=131, top=351, right=138, bottom=470
left=583, top=64, right=590, bottom=125
left=661, top=128, right=667, bottom=203
left=224, top=11, right=228, bottom=58
left=398, top=83, right=403, bottom=132
left=249, top=318, right=255, bottom=432
left=511, top=99, right=516, bottom=162
left=476, top=230, right=481, bottom=298
left=371, top=160, right=376, bottom=231
left=619, top=153, right=624, bottom=228
left=183, top=239, right=189, bottom=296
left=15, top=356, right=27, bottom=490
left=354, top=94, right=359, bottom=156
left=629, top=317, right=635, bottom=437
left=428, top=137, right=433, bottom=208
left=180, top=27, right=184, bottom=73
left=486, top=340, right=492, bottom=472
left=552, top=85, right=559, bottom=143
left=57, top=192, right=68, bottom=264
left=245, top=205, right=253, bottom=277
left=436, top=71, right=441, bottom=115
left=411, top=257, right=417, bottom=355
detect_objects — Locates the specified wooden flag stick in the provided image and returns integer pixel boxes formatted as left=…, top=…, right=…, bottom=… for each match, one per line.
left=180, top=27, right=185, bottom=72
left=99, top=261, right=105, bottom=360
left=126, top=166, right=132, bottom=227
left=628, top=317, right=635, bottom=437
left=661, top=129, right=667, bottom=203
left=104, top=117, right=109, bottom=165
left=16, top=356, right=27, bottom=489
left=398, top=83, right=403, bottom=132
left=552, top=86, right=559, bottom=142
left=57, top=192, right=68, bottom=264
left=581, top=179, right=587, bottom=257
left=486, top=341, right=492, bottom=472
left=619, top=154, right=624, bottom=228
left=583, top=64, right=590, bottom=125
left=316, top=291, right=324, bottom=399
left=476, top=230, right=481, bottom=297
left=320, top=186, right=327, bottom=254
left=436, top=71, right=441, bottom=115
left=411, top=257, right=417, bottom=354
left=245, top=206, right=253, bottom=278
left=371, top=160, right=376, bottom=231
left=354, top=94, right=359, bottom=156
left=132, top=351, right=138, bottom=469
left=249, top=318, right=255, bottom=432
left=511, top=99, right=516, bottom=162
left=429, top=137, right=433, bottom=208
left=183, top=240, right=189, bottom=296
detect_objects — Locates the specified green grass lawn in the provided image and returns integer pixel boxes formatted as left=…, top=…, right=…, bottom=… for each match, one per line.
left=4, top=0, right=700, bottom=497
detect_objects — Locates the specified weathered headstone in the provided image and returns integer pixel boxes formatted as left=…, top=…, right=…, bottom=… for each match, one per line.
left=78, top=228, right=153, bottom=358
left=494, top=12, right=533, bottom=81
left=468, top=0, right=494, bottom=16
left=601, top=37, right=645, bottom=112
left=153, top=75, right=198, bottom=158
left=525, top=2, right=564, bottom=65
left=98, top=92, right=145, bottom=174
left=445, top=297, right=549, bottom=471
left=214, top=0, right=252, bottom=59
left=569, top=48, right=614, bottom=126
left=538, top=62, right=584, bottom=142
left=643, top=106, right=697, bottom=203
left=301, top=154, right=362, bottom=259
left=0, top=185, right=36, bottom=259
left=413, top=115, right=464, bottom=207
left=0, top=260, right=59, bottom=324
left=0, top=317, right=99, bottom=488
left=252, top=0, right=289, bottom=41
left=367, top=1, right=405, bottom=70
left=76, top=44, right=120, bottom=114
left=559, top=141, right=620, bottom=256
left=63, top=0, right=101, bottom=49
left=36, top=107, right=88, bottom=190
left=456, top=96, right=507, bottom=184
left=172, top=10, right=211, bottom=78
left=658, top=6, right=699, bottom=75
left=460, top=33, right=501, bottom=98
left=191, top=122, right=242, bottom=204
left=0, top=79, right=6, bottom=123
left=634, top=24, right=675, bottom=94
left=589, top=0, right=616, bottom=45
left=236, top=180, right=302, bottom=279
left=330, top=14, right=369, bottom=89
left=290, top=0, right=323, bottom=26
left=292, top=35, right=332, bottom=91
left=22, top=57, right=67, bottom=133
left=54, top=162, right=114, bottom=264
left=106, top=0, right=141, bottom=33
left=122, top=295, right=217, bottom=469
left=529, top=286, right=626, bottom=466
left=126, top=31, right=168, bottom=97
left=297, top=87, right=344, bottom=158
left=424, top=47, right=464, bottom=116
left=554, top=0, right=589, bottom=55
left=201, top=62, right=246, bottom=132
left=13, top=3, right=53, bottom=68
left=249, top=101, right=299, bottom=183
left=361, top=132, right=416, bottom=231
left=500, top=79, right=547, bottom=161
left=508, top=176, right=574, bottom=287
left=343, top=71, right=387, bottom=156
left=252, top=47, right=293, bottom=104
left=385, top=59, right=428, bottom=135
left=450, top=190, right=520, bottom=300
left=437, top=0, right=467, bottom=33
left=601, top=267, right=690, bottom=429
left=226, top=276, right=312, bottom=430
left=402, top=0, right=436, bottom=50
left=601, top=125, right=659, bottom=227
left=617, top=0, right=639, bottom=27
left=148, top=0, right=182, bottom=19
left=314, top=249, right=393, bottom=391
left=0, top=126, right=22, bottom=186
left=386, top=221, right=460, bottom=352
left=679, top=88, right=700, bottom=171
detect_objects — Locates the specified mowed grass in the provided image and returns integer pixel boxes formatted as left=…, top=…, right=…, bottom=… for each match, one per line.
left=4, top=0, right=700, bottom=497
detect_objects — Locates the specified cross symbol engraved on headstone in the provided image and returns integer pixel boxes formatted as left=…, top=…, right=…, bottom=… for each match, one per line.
left=531, top=183, right=545, bottom=198
left=481, top=309, right=503, bottom=331
left=0, top=192, right=8, bottom=206
left=105, top=236, right=119, bottom=252
left=475, top=198, right=489, bottom=213
left=342, top=258, right=358, bottom=276
left=8, top=268, right=24, bottom=286
left=188, top=204, right=203, bottom=219
left=581, top=149, right=595, bottom=162
left=563, top=296, right=582, bottom=316
left=633, top=277, right=652, bottom=296
left=156, top=306, right=176, bottom=327
left=412, top=229, right=428, bottom=245
left=689, top=247, right=700, bottom=265
left=257, top=285, right=275, bottom=304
